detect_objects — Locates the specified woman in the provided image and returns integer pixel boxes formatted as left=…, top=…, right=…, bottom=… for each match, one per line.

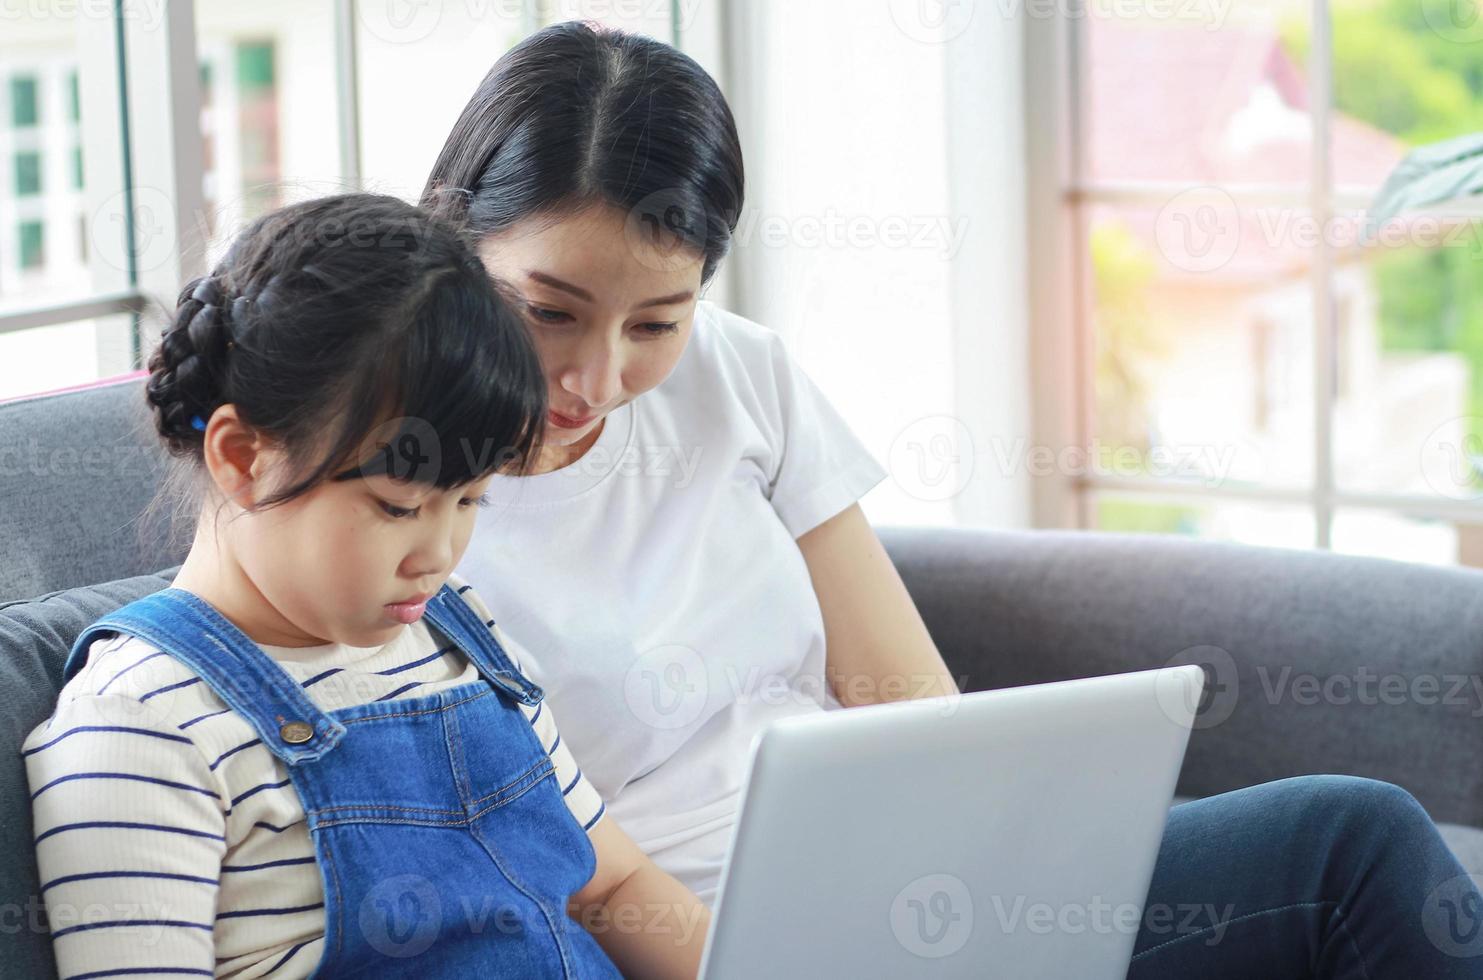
left=428, top=21, right=1483, bottom=977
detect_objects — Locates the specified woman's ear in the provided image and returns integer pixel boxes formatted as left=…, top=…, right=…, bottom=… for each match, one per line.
left=199, top=405, right=269, bottom=509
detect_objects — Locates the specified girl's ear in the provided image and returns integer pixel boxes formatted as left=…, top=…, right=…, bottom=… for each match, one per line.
left=199, top=404, right=270, bottom=509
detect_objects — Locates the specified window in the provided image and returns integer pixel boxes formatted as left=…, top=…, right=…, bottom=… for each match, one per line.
left=14, top=151, right=41, bottom=197
left=0, top=15, right=135, bottom=398
left=195, top=5, right=336, bottom=261
left=1062, top=0, right=1483, bottom=566
left=10, top=75, right=38, bottom=127
left=19, top=222, right=44, bottom=270
left=234, top=40, right=279, bottom=218
left=2, top=1, right=688, bottom=404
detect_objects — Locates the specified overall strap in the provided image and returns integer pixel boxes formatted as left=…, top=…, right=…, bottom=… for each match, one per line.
left=423, top=584, right=544, bottom=707
left=64, top=588, right=346, bottom=765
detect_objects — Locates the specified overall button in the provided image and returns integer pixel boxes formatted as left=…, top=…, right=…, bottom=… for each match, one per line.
left=279, top=721, right=314, bottom=744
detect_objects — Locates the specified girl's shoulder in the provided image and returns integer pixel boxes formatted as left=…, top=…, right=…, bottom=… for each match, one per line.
left=27, top=631, right=247, bottom=753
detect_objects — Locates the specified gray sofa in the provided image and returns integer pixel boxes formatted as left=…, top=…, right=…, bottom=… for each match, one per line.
left=4, top=376, right=1483, bottom=978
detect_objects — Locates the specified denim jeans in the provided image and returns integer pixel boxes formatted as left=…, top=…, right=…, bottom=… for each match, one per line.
left=1128, top=774, right=1483, bottom=978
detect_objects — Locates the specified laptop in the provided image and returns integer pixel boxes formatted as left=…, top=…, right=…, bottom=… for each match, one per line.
left=695, top=665, right=1206, bottom=979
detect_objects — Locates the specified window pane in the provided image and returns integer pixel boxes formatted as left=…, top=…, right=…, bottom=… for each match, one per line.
left=1331, top=509, right=1483, bottom=569
left=355, top=7, right=676, bottom=206
left=355, top=3, right=529, bottom=202
left=195, top=1, right=345, bottom=263
left=1333, top=227, right=1483, bottom=496
left=1321, top=0, right=1483, bottom=193
left=14, top=150, right=42, bottom=196
left=1, top=10, right=132, bottom=317
left=1083, top=1, right=1313, bottom=187
left=19, top=221, right=45, bottom=269
left=1087, top=202, right=1315, bottom=489
left=1095, top=491, right=1317, bottom=550
left=10, top=75, right=39, bottom=127
left=0, top=313, right=134, bottom=402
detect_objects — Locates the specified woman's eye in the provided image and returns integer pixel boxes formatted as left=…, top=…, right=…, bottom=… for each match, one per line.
left=525, top=304, right=570, bottom=323
left=459, top=493, right=492, bottom=509
left=378, top=501, right=418, bottom=519
left=639, top=322, right=679, bottom=336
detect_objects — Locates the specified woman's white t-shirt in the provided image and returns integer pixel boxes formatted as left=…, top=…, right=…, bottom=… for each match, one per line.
left=455, top=300, right=888, bottom=903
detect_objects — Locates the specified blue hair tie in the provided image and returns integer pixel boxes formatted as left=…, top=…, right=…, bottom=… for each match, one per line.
left=190, top=415, right=206, bottom=432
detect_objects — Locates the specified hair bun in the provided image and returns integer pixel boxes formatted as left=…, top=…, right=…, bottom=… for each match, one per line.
left=145, top=274, right=241, bottom=452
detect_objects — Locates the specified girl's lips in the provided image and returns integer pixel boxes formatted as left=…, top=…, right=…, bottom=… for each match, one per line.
left=384, top=600, right=428, bottom=624
left=548, top=409, right=596, bottom=429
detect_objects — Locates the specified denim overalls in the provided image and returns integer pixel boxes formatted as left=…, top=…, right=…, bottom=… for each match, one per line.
left=62, top=584, right=623, bottom=978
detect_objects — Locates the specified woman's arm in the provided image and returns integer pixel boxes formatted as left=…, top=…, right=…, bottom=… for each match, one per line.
left=797, top=503, right=962, bottom=707
left=568, top=815, right=712, bottom=979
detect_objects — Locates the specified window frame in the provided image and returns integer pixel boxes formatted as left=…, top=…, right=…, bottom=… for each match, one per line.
left=0, top=0, right=685, bottom=373
left=1024, top=0, right=1483, bottom=546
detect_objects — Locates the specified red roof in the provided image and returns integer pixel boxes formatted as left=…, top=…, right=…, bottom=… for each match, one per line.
left=1087, top=19, right=1403, bottom=188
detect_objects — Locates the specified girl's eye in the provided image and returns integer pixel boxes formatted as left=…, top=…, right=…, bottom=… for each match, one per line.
left=460, top=493, right=492, bottom=509
left=379, top=500, right=419, bottom=520
left=639, top=322, right=679, bottom=336
left=525, top=304, right=571, bottom=323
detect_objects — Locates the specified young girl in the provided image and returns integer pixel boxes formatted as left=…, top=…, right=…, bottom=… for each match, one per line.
left=22, top=193, right=709, bottom=978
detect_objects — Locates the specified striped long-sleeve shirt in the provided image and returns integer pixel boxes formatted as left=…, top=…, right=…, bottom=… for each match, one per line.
left=21, top=573, right=606, bottom=979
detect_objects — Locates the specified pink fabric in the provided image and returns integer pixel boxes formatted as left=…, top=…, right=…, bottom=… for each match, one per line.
left=0, top=370, right=146, bottom=407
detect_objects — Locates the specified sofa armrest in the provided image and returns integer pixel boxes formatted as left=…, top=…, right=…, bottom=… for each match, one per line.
left=878, top=526, right=1483, bottom=828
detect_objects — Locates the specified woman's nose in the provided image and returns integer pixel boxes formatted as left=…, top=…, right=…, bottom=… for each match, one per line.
left=561, top=344, right=623, bottom=409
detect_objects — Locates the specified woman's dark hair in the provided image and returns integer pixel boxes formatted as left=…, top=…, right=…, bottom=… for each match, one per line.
left=142, top=192, right=545, bottom=548
left=420, top=21, right=744, bottom=285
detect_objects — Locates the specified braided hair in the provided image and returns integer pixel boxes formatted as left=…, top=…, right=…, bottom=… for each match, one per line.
left=142, top=193, right=546, bottom=523
left=145, top=275, right=248, bottom=447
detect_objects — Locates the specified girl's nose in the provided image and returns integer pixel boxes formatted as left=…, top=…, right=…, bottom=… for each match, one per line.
left=408, top=530, right=455, bottom=580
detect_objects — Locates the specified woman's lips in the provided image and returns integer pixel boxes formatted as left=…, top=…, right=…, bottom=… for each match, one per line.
left=548, top=409, right=596, bottom=429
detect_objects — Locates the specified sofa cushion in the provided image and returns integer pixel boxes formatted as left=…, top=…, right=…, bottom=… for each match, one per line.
left=0, top=376, right=184, bottom=603
left=1, top=567, right=178, bottom=980
left=882, top=527, right=1483, bottom=828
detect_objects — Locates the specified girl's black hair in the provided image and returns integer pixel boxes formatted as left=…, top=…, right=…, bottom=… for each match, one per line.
left=142, top=192, right=545, bottom=544
left=420, top=20, right=745, bottom=285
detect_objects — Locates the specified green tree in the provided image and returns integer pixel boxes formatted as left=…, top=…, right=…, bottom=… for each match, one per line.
left=1091, top=220, right=1167, bottom=458
left=1287, top=0, right=1483, bottom=430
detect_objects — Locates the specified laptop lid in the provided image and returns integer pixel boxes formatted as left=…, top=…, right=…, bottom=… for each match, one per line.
left=697, top=664, right=1205, bottom=979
